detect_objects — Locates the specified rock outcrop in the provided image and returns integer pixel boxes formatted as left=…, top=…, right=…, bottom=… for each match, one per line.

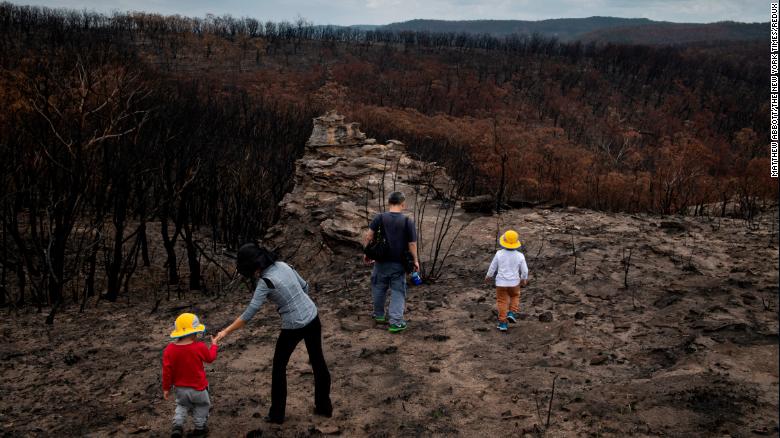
left=265, top=112, right=451, bottom=276
left=305, top=111, right=368, bottom=148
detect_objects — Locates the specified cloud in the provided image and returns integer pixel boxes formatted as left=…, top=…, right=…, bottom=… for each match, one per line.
left=365, top=0, right=404, bottom=9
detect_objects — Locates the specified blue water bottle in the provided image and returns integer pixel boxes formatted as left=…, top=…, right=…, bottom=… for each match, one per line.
left=411, top=271, right=423, bottom=286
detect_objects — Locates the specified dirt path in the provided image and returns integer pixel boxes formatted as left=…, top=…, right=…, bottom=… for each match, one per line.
left=4, top=205, right=777, bottom=437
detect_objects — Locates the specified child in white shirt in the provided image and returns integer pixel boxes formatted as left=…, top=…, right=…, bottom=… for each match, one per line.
left=485, top=230, right=529, bottom=331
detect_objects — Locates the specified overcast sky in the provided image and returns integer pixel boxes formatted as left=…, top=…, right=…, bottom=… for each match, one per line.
left=13, top=0, right=769, bottom=25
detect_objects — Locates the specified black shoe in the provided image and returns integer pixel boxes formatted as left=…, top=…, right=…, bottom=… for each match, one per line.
left=170, top=425, right=183, bottom=438
left=264, top=415, right=284, bottom=424
left=314, top=407, right=333, bottom=418
left=190, top=426, right=209, bottom=437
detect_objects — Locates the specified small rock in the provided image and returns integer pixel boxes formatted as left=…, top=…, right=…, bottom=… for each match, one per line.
left=534, top=358, right=550, bottom=367
left=359, top=346, right=398, bottom=358
left=429, top=366, right=441, bottom=373
left=64, top=350, right=80, bottom=366
left=659, top=221, right=687, bottom=232
left=590, top=355, right=608, bottom=365
left=340, top=319, right=363, bottom=332
left=316, top=425, right=341, bottom=435
left=574, top=311, right=585, bottom=320
left=538, top=200, right=564, bottom=209
left=693, top=336, right=717, bottom=348
left=501, top=409, right=513, bottom=417
left=538, top=312, right=553, bottom=323
left=386, top=139, right=404, bottom=147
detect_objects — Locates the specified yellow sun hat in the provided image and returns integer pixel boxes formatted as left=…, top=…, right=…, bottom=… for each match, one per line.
left=170, top=313, right=206, bottom=339
left=499, top=230, right=522, bottom=249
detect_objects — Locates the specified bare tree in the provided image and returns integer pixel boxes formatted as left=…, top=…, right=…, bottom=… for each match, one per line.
left=411, top=163, right=469, bottom=282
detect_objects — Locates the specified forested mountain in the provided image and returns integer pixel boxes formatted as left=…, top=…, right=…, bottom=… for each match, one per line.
left=382, top=17, right=655, bottom=40
left=381, top=17, right=766, bottom=44
left=579, top=21, right=766, bottom=44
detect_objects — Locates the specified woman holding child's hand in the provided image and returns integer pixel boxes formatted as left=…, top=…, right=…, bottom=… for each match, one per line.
left=217, top=243, right=333, bottom=425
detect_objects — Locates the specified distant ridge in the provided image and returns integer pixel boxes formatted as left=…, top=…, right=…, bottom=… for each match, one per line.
left=379, top=17, right=766, bottom=44
left=348, top=24, right=381, bottom=31
left=578, top=21, right=765, bottom=45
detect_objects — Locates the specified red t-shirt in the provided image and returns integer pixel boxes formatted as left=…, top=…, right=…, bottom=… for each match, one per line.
left=162, top=341, right=218, bottom=391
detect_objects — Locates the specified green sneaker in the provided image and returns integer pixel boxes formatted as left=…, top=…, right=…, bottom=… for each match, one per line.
left=373, top=315, right=388, bottom=324
left=388, top=322, right=407, bottom=333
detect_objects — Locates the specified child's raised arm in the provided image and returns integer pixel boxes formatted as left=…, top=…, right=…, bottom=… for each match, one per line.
left=200, top=339, right=218, bottom=363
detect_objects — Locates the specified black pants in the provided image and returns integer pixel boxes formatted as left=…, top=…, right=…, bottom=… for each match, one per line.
left=268, top=315, right=332, bottom=421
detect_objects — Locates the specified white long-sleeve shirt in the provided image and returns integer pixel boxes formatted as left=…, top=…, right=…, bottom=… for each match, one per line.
left=486, top=249, right=529, bottom=287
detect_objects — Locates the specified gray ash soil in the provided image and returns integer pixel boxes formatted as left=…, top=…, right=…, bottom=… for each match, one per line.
left=2, top=207, right=778, bottom=437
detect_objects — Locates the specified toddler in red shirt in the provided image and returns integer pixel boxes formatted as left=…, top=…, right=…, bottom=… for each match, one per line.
left=162, top=313, right=218, bottom=437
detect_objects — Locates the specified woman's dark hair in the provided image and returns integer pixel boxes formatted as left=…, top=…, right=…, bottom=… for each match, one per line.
left=236, top=243, right=277, bottom=278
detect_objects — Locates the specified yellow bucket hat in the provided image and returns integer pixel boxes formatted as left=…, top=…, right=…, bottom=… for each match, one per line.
left=170, top=313, right=206, bottom=339
left=499, top=230, right=522, bottom=249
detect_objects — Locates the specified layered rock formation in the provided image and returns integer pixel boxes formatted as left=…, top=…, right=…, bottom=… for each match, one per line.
left=265, top=112, right=450, bottom=276
left=305, top=111, right=368, bottom=148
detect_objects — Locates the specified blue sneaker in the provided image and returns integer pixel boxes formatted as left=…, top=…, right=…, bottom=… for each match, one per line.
left=507, top=311, right=518, bottom=323
left=497, top=322, right=508, bottom=331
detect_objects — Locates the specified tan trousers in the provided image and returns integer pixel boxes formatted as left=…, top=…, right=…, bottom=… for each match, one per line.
left=496, top=286, right=521, bottom=323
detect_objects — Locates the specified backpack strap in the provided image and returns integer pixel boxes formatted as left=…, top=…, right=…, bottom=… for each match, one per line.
left=261, top=277, right=275, bottom=289
left=374, top=212, right=386, bottom=239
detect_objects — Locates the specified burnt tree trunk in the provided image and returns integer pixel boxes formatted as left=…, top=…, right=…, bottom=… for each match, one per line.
left=85, top=248, right=97, bottom=298
left=160, top=217, right=179, bottom=286
left=104, top=205, right=126, bottom=302
left=183, top=222, right=201, bottom=291
left=139, top=222, right=151, bottom=267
